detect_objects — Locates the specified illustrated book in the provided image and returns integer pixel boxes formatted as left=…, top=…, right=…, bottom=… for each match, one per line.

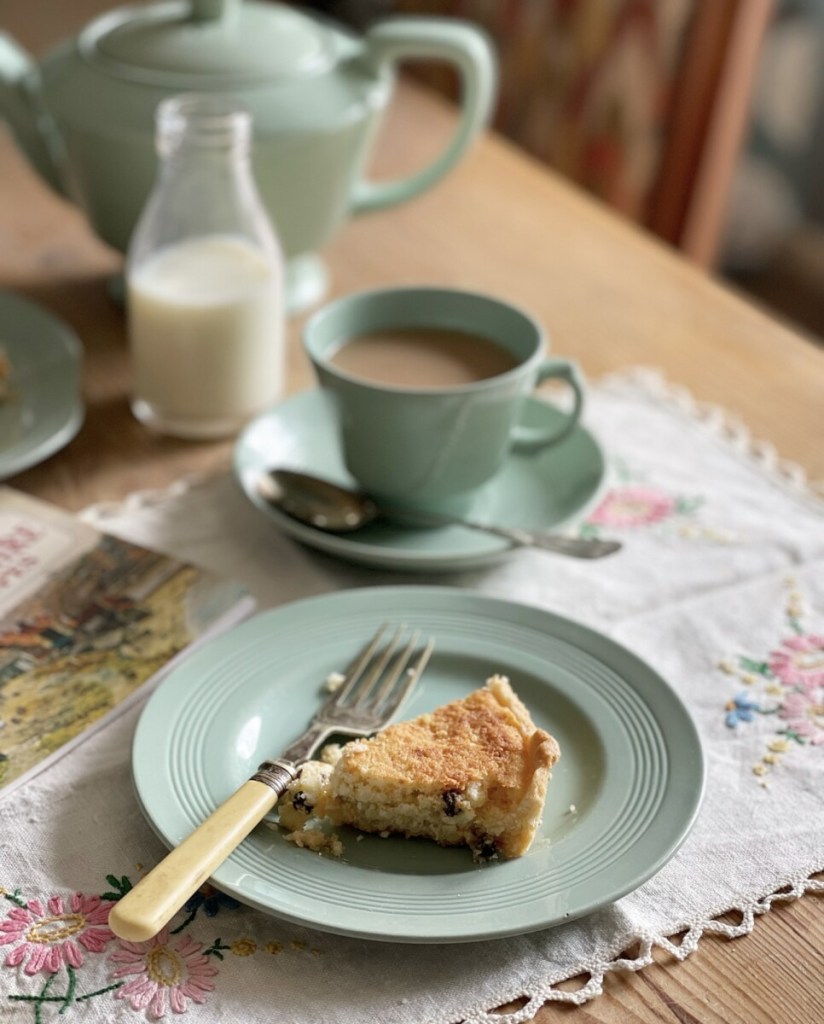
left=0, top=487, right=255, bottom=797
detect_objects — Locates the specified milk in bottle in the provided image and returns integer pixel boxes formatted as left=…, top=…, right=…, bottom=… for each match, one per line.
left=126, top=94, right=284, bottom=438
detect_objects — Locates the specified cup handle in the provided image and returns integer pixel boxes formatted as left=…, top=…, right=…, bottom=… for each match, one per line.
left=351, top=18, right=496, bottom=215
left=511, top=360, right=585, bottom=452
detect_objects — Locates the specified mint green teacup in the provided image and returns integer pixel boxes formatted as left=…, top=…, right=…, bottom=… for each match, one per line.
left=303, top=287, right=585, bottom=509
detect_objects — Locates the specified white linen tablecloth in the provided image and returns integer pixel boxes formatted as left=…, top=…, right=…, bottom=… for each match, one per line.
left=2, top=370, right=823, bottom=1024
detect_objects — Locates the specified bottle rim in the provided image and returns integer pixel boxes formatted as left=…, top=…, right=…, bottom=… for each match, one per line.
left=156, top=93, right=252, bottom=150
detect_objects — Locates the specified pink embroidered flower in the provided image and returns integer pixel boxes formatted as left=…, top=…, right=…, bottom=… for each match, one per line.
left=779, top=689, right=824, bottom=744
left=588, top=486, right=677, bottom=529
left=0, top=892, right=115, bottom=975
left=769, top=634, right=824, bottom=690
left=110, top=928, right=218, bottom=1019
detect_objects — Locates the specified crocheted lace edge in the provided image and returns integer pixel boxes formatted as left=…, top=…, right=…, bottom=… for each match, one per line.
left=597, top=367, right=824, bottom=507
left=454, top=870, right=824, bottom=1024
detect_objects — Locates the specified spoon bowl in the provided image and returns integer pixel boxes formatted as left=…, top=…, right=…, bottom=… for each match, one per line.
left=259, top=469, right=379, bottom=533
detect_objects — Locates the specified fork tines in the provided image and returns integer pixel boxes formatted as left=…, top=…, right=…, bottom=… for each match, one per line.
left=332, top=624, right=434, bottom=721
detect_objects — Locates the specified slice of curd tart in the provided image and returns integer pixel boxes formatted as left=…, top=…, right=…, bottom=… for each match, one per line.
left=278, top=675, right=560, bottom=861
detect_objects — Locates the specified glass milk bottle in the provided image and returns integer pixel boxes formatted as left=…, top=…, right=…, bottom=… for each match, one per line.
left=126, top=94, right=284, bottom=438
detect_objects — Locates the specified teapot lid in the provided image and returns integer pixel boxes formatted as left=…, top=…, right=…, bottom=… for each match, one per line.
left=80, top=0, right=337, bottom=85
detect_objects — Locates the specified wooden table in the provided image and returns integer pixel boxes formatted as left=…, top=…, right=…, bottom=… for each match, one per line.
left=2, top=4, right=823, bottom=1021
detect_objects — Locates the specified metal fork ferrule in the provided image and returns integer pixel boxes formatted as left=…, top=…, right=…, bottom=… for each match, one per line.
left=250, top=758, right=299, bottom=792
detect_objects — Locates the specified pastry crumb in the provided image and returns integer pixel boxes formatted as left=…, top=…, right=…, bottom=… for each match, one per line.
left=284, top=824, right=343, bottom=857
left=324, top=670, right=346, bottom=693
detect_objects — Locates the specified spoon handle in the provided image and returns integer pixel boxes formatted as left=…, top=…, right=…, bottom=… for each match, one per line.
left=384, top=505, right=621, bottom=558
left=459, top=521, right=621, bottom=558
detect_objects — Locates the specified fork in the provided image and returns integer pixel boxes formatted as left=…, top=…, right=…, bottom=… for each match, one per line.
left=108, top=624, right=434, bottom=943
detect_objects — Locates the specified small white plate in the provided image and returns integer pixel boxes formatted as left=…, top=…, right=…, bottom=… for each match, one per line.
left=0, top=291, right=84, bottom=478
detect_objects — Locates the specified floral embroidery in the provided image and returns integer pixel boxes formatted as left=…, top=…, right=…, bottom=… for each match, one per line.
left=724, top=692, right=761, bottom=728
left=719, top=580, right=824, bottom=781
left=579, top=460, right=730, bottom=542
left=2, top=875, right=323, bottom=1020
left=768, top=634, right=824, bottom=690
left=2, top=889, right=122, bottom=1019
left=110, top=928, right=218, bottom=1018
left=101, top=875, right=134, bottom=902
left=778, top=688, right=824, bottom=745
left=172, top=883, right=241, bottom=934
left=587, top=485, right=678, bottom=529
left=0, top=892, right=115, bottom=975
left=201, top=938, right=231, bottom=961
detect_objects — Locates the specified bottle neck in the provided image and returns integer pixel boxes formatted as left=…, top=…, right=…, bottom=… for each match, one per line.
left=128, top=91, right=279, bottom=267
left=156, top=93, right=253, bottom=166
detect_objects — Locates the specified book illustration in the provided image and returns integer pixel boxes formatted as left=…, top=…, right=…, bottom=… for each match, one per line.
left=0, top=488, right=254, bottom=795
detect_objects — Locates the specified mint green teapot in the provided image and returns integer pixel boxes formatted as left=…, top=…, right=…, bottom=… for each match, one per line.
left=0, top=0, right=495, bottom=310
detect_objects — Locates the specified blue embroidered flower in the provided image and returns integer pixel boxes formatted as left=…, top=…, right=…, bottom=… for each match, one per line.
left=183, top=883, right=241, bottom=918
left=725, top=692, right=760, bottom=728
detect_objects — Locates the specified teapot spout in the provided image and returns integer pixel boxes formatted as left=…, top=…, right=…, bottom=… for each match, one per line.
left=0, top=32, right=66, bottom=195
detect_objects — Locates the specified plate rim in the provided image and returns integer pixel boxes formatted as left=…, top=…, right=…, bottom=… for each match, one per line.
left=232, top=389, right=609, bottom=572
left=131, top=585, right=706, bottom=944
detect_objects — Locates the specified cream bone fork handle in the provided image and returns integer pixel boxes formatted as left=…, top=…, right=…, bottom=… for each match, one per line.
left=108, top=625, right=434, bottom=942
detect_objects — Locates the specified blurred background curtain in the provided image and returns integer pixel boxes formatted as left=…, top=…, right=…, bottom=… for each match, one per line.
left=305, top=0, right=824, bottom=342
left=303, top=0, right=772, bottom=270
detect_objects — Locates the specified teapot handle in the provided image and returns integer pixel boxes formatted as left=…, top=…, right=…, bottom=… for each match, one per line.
left=351, top=18, right=496, bottom=215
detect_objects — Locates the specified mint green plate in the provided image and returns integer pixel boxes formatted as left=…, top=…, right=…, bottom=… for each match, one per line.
left=233, top=389, right=607, bottom=572
left=132, top=587, right=704, bottom=943
left=0, top=291, right=84, bottom=478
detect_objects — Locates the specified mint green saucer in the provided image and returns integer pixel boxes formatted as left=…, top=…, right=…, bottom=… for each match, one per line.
left=0, top=291, right=84, bottom=477
left=131, top=586, right=705, bottom=944
left=234, top=389, right=607, bottom=571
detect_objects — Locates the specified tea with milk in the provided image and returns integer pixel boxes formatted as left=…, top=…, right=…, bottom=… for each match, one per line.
left=329, top=327, right=518, bottom=389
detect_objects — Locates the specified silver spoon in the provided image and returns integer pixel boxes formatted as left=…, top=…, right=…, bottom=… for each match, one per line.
left=257, top=469, right=621, bottom=559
